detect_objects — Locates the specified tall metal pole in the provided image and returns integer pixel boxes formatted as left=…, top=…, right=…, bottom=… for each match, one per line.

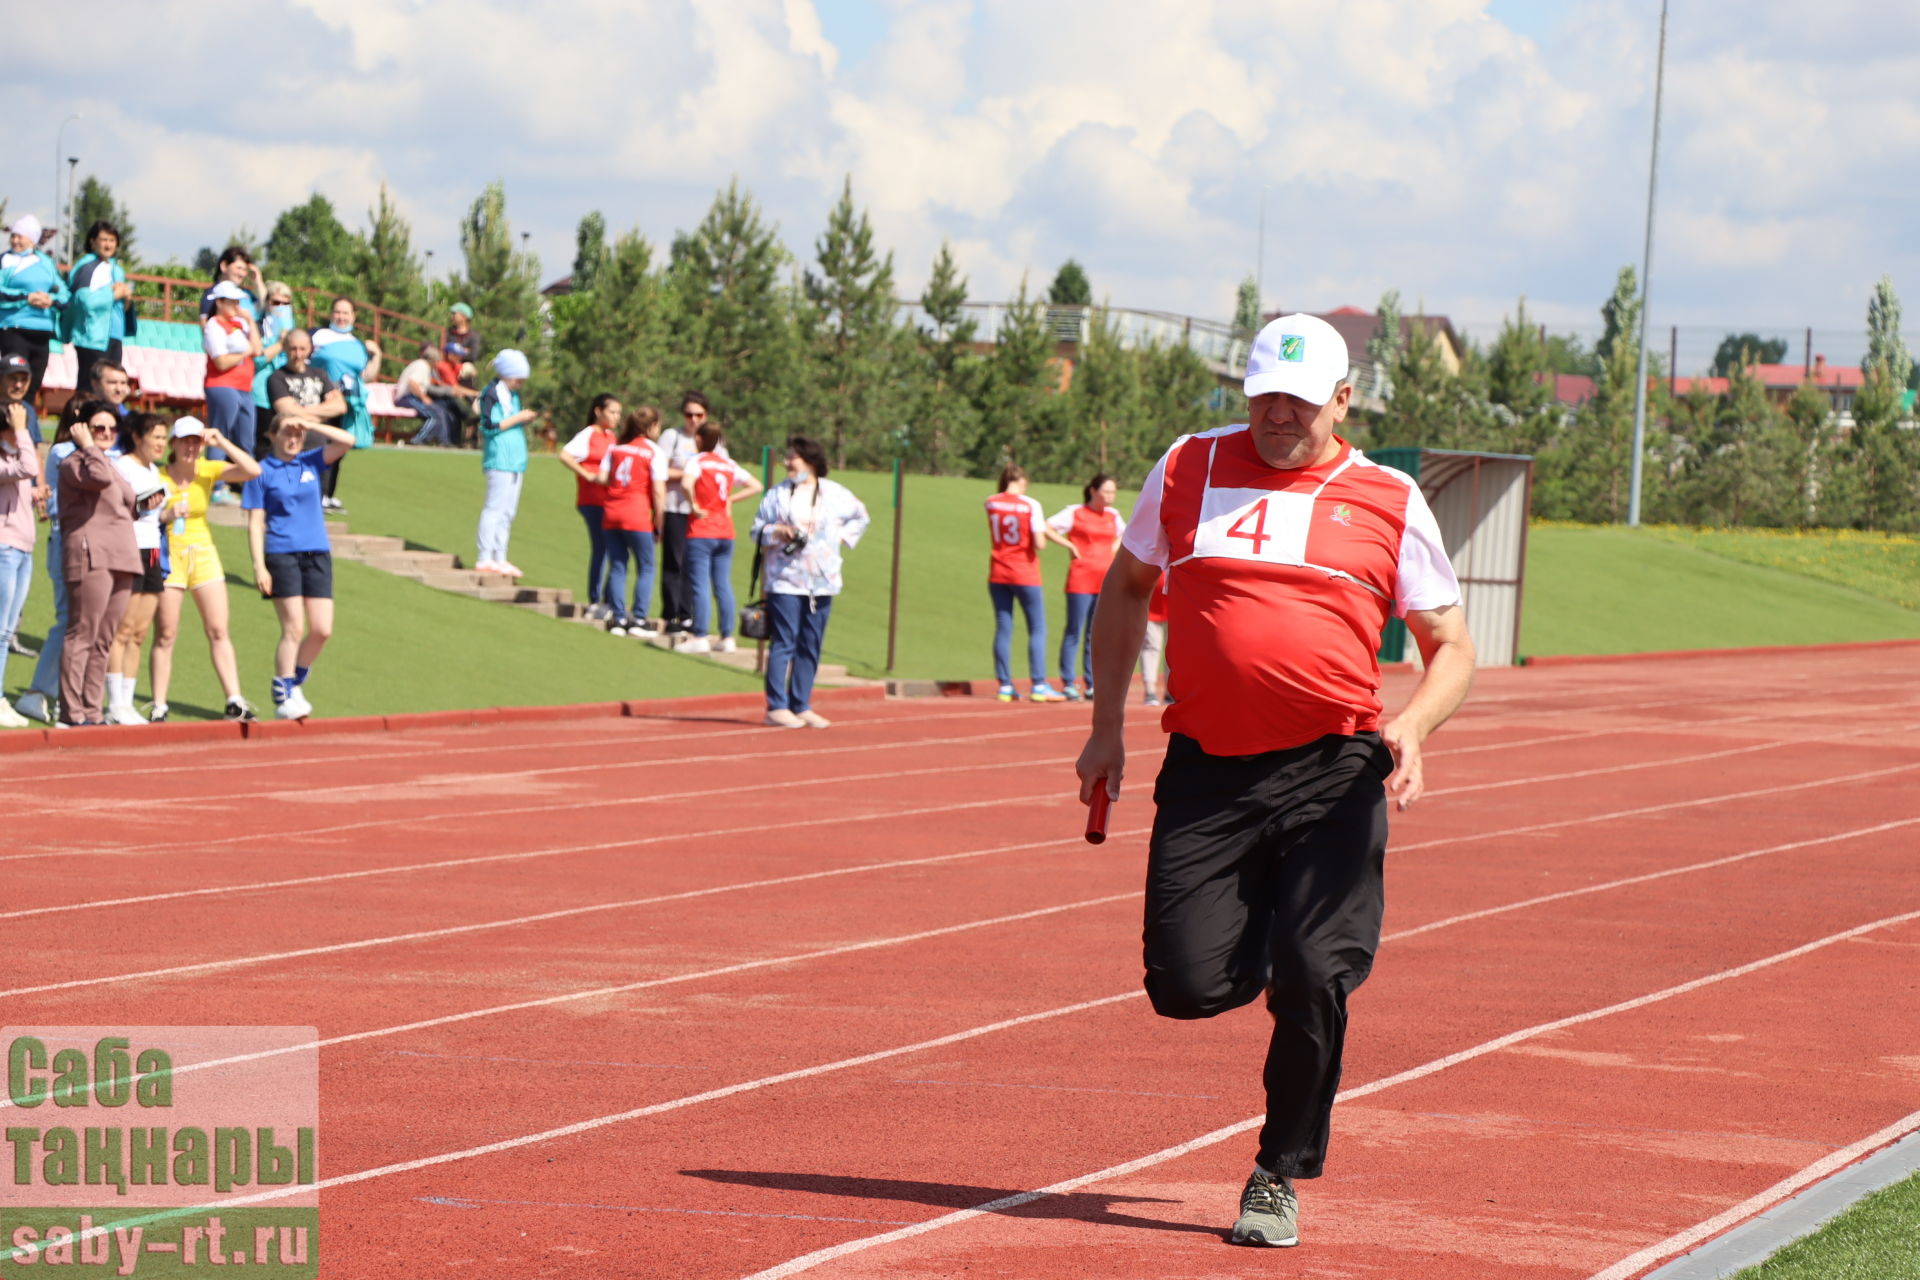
left=1627, top=0, right=1669, bottom=527
left=64, top=157, right=79, bottom=263
left=52, top=114, right=82, bottom=247
left=1255, top=185, right=1267, bottom=317
left=886, top=458, right=904, bottom=673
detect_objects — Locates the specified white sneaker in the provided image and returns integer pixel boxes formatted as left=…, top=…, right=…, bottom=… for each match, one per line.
left=607, top=621, right=629, bottom=637
left=474, top=560, right=503, bottom=574
left=14, top=690, right=53, bottom=723
left=717, top=636, right=737, bottom=653
left=797, top=709, right=832, bottom=729
left=276, top=689, right=313, bottom=721
left=0, top=698, right=30, bottom=729
left=106, top=702, right=148, bottom=726
left=764, top=709, right=804, bottom=728
left=678, top=636, right=713, bottom=654
left=498, top=561, right=523, bottom=578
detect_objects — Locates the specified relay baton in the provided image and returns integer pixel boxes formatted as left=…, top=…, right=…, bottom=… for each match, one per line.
left=1084, top=778, right=1111, bottom=845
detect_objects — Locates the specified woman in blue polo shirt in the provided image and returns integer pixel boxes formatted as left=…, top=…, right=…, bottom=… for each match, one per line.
left=243, top=413, right=354, bottom=721
left=475, top=349, right=538, bottom=578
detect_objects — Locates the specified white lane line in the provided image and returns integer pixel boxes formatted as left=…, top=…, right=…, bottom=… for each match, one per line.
left=894, top=1079, right=1217, bottom=1100
left=1390, top=816, right=1920, bottom=941
left=735, top=905, right=1920, bottom=1279
left=1584, top=1107, right=1920, bottom=1280
left=0, top=891, right=1147, bottom=1113
left=5, top=719, right=1096, bottom=824
left=1397, top=761, right=1920, bottom=853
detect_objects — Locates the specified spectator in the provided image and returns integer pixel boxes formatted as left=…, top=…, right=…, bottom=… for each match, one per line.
left=558, top=394, right=622, bottom=619
left=267, top=330, right=348, bottom=427
left=16, top=395, right=89, bottom=725
left=475, top=349, right=537, bottom=578
left=1048, top=472, right=1126, bottom=701
left=199, top=246, right=263, bottom=321
left=247, top=414, right=354, bottom=721
left=397, top=343, right=452, bottom=446
left=149, top=418, right=261, bottom=724
left=593, top=405, right=667, bottom=635
left=984, top=463, right=1076, bottom=704
left=202, top=281, right=263, bottom=487
left=250, top=281, right=296, bottom=450
left=655, top=393, right=707, bottom=632
left=0, top=377, right=40, bottom=727
left=62, top=220, right=133, bottom=397
left=678, top=421, right=762, bottom=654
left=442, top=303, right=480, bottom=368
left=749, top=435, right=870, bottom=729
left=430, top=345, right=480, bottom=446
left=0, top=216, right=69, bottom=402
left=307, top=298, right=381, bottom=511
left=102, top=413, right=170, bottom=725
left=57, top=402, right=141, bottom=727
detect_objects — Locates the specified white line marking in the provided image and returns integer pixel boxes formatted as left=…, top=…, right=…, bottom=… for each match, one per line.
left=417, top=1195, right=917, bottom=1226
left=735, top=906, right=1920, bottom=1279
left=1583, top=1107, right=1920, bottom=1280
left=895, top=1079, right=1216, bottom=1100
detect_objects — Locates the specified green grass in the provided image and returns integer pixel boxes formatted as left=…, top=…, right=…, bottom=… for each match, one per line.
left=1643, top=525, right=1920, bottom=612
left=1729, top=1169, right=1920, bottom=1279
left=338, top=447, right=1117, bottom=683
left=1518, top=524, right=1920, bottom=657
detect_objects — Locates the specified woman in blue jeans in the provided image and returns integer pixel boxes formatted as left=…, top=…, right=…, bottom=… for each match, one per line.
left=748, top=436, right=869, bottom=729
left=677, top=420, right=762, bottom=655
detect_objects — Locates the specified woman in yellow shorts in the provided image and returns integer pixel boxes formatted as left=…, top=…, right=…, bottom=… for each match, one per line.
left=150, top=416, right=261, bottom=722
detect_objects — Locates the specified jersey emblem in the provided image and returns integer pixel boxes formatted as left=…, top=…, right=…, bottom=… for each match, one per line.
left=1329, top=502, right=1353, bottom=526
left=300, top=470, right=315, bottom=484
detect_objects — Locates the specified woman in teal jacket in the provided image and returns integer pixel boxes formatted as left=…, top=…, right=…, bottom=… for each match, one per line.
left=307, top=296, right=381, bottom=512
left=0, top=216, right=70, bottom=401
left=63, top=221, right=132, bottom=396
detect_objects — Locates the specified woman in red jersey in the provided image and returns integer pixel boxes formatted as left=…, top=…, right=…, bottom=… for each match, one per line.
left=594, top=406, right=668, bottom=635
left=1047, top=471, right=1125, bottom=701
left=984, top=463, right=1076, bottom=703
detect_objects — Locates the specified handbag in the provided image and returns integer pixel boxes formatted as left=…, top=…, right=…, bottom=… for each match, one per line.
left=737, top=539, right=770, bottom=640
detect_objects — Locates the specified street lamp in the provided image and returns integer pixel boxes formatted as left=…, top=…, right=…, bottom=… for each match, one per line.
left=1627, top=0, right=1669, bottom=528
left=53, top=113, right=82, bottom=245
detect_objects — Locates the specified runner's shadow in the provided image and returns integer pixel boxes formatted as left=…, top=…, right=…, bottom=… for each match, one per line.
left=681, top=1170, right=1222, bottom=1237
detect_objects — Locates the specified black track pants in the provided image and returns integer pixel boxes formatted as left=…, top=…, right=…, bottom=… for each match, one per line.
left=1143, top=731, right=1391, bottom=1179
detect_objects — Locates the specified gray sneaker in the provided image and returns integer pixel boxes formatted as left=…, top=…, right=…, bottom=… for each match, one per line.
left=1230, top=1169, right=1298, bottom=1247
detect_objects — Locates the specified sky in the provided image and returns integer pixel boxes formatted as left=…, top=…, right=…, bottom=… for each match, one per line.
left=5, top=0, right=1916, bottom=368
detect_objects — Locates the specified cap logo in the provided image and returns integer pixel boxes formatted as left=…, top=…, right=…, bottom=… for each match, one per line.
left=1279, top=334, right=1305, bottom=362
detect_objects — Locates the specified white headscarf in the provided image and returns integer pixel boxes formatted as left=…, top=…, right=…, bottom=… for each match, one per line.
left=7, top=215, right=43, bottom=246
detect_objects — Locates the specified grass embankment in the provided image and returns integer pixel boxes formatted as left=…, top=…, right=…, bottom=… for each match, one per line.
left=1517, top=524, right=1920, bottom=657
left=1729, top=1169, right=1920, bottom=1279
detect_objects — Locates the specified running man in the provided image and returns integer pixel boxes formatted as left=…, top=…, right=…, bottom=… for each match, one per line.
left=1074, top=314, right=1474, bottom=1248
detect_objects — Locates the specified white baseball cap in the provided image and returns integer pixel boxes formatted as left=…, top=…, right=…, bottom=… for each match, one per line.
left=171, top=417, right=207, bottom=439
left=209, top=281, right=249, bottom=302
left=1243, top=313, right=1350, bottom=405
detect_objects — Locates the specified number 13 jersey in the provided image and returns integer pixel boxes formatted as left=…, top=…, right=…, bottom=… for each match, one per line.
left=1122, top=427, right=1461, bottom=756
left=985, top=492, right=1049, bottom=587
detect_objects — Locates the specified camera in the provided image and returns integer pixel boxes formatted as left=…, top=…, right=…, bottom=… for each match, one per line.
left=781, top=532, right=810, bottom=555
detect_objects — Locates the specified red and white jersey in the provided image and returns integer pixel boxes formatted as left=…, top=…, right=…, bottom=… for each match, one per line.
left=601, top=439, right=666, bottom=531
left=1123, top=428, right=1460, bottom=756
left=984, top=492, right=1048, bottom=586
left=561, top=425, right=617, bottom=508
left=1048, top=503, right=1127, bottom=595
left=683, top=450, right=753, bottom=540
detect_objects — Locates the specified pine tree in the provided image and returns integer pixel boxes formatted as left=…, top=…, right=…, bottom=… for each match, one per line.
left=667, top=181, right=795, bottom=454
left=908, top=241, right=981, bottom=474
left=1541, top=268, right=1640, bottom=522
left=1048, top=259, right=1092, bottom=306
left=970, top=279, right=1056, bottom=473
left=447, top=181, right=542, bottom=364
left=541, top=229, right=680, bottom=431
left=72, top=177, right=137, bottom=263
left=1839, top=276, right=1920, bottom=530
left=1366, top=291, right=1456, bottom=450
left=265, top=194, right=357, bottom=286
left=1485, top=298, right=1557, bottom=455
left=1783, top=378, right=1832, bottom=526
left=804, top=177, right=902, bottom=468
left=1057, top=308, right=1138, bottom=478
left=1232, top=276, right=1261, bottom=336
left=572, top=211, right=609, bottom=293
left=350, top=184, right=429, bottom=322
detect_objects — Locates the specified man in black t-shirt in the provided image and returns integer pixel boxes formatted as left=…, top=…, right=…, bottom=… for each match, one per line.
left=267, top=330, right=347, bottom=446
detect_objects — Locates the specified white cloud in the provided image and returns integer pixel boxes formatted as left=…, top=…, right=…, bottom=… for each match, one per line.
left=8, top=0, right=1917, bottom=362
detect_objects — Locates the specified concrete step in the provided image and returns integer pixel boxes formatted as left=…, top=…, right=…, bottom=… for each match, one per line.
left=359, top=552, right=460, bottom=575
left=468, top=584, right=571, bottom=605
left=332, top=534, right=408, bottom=557
left=406, top=568, right=494, bottom=591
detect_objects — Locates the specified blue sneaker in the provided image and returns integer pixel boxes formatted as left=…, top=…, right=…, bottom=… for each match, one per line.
left=996, top=684, right=1019, bottom=702
left=1029, top=683, right=1066, bottom=703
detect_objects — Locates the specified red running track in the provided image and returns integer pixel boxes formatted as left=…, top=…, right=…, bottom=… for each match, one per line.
left=3, top=648, right=1918, bottom=1279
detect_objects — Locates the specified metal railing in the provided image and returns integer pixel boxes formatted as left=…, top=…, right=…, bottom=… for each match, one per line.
left=124, top=273, right=446, bottom=357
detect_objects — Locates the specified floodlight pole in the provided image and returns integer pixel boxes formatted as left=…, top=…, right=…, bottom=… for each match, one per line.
left=1256, top=185, right=1267, bottom=317
left=1627, top=0, right=1668, bottom=528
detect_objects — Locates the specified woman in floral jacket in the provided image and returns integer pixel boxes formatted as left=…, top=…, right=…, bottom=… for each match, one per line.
left=748, top=435, right=869, bottom=729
